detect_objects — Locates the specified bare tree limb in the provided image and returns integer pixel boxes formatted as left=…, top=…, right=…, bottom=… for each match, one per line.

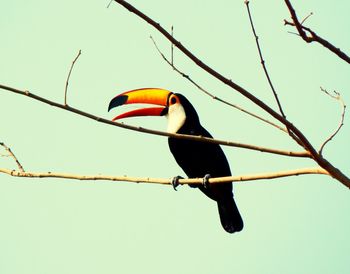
left=319, top=87, right=346, bottom=155
left=111, top=0, right=318, bottom=156
left=244, top=1, right=305, bottom=148
left=1, top=2, right=349, bottom=189
left=284, top=0, right=350, bottom=64
left=111, top=0, right=350, bottom=188
left=150, top=36, right=287, bottom=133
left=64, top=50, right=81, bottom=106
left=0, top=167, right=329, bottom=184
left=0, top=142, right=25, bottom=172
left=0, top=84, right=309, bottom=157
left=245, top=1, right=286, bottom=119
left=111, top=1, right=288, bottom=124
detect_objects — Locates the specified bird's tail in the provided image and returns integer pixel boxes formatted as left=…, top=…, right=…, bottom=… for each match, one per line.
left=217, top=197, right=244, bottom=233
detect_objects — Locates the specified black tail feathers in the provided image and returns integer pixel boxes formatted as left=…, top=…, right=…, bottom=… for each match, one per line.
left=217, top=197, right=244, bottom=233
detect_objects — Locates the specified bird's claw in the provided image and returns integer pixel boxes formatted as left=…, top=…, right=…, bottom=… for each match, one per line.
left=202, top=174, right=211, bottom=189
left=171, top=175, right=183, bottom=191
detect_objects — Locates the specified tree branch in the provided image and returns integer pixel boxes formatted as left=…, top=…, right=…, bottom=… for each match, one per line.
left=0, top=167, right=329, bottom=184
left=1, top=2, right=349, bottom=189
left=284, top=0, right=350, bottom=64
left=111, top=0, right=350, bottom=188
left=112, top=0, right=320, bottom=157
left=111, top=1, right=285, bottom=123
left=245, top=1, right=286, bottom=118
left=0, top=83, right=310, bottom=158
left=150, top=36, right=287, bottom=134
left=245, top=1, right=304, bottom=147
left=64, top=50, right=81, bottom=106
left=0, top=142, right=25, bottom=172
left=319, top=87, right=346, bottom=155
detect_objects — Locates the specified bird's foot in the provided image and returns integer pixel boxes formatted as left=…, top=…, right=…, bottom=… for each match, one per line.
left=171, top=175, right=184, bottom=191
left=202, top=174, right=211, bottom=189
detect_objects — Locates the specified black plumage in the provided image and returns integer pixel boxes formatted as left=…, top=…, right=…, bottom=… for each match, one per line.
left=168, top=94, right=243, bottom=233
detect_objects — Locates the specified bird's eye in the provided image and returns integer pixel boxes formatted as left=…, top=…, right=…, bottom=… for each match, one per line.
left=170, top=97, right=177, bottom=105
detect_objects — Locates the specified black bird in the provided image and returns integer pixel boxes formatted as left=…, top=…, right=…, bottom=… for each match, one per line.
left=108, top=88, right=243, bottom=233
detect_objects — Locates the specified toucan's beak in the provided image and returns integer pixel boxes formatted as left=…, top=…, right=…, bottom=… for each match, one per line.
left=108, top=88, right=172, bottom=121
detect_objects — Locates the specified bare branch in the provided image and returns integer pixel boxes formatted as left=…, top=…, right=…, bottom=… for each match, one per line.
left=112, top=1, right=287, bottom=123
left=300, top=12, right=313, bottom=25
left=0, top=84, right=309, bottom=157
left=0, top=142, right=25, bottom=172
left=107, top=0, right=113, bottom=8
left=245, top=1, right=286, bottom=119
left=245, top=1, right=305, bottom=148
left=1, top=2, right=348, bottom=188
left=112, top=0, right=322, bottom=161
left=284, top=0, right=350, bottom=64
left=319, top=87, right=346, bottom=155
left=64, top=50, right=82, bottom=106
left=150, top=36, right=287, bottom=133
left=0, top=167, right=329, bottom=184
left=111, top=0, right=350, bottom=188
left=171, top=26, right=174, bottom=65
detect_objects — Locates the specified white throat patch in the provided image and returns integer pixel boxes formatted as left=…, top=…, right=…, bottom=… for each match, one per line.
left=166, top=103, right=186, bottom=133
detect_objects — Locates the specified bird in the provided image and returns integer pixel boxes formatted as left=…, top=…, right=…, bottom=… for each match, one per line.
left=108, top=88, right=243, bottom=233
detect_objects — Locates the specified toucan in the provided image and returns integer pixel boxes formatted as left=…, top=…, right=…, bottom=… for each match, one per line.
left=108, top=88, right=243, bottom=233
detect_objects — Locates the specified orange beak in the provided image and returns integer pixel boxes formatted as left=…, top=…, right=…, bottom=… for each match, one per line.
left=108, top=88, right=172, bottom=121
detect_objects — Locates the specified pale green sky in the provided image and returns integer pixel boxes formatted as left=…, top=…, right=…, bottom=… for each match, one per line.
left=1, top=1, right=349, bottom=274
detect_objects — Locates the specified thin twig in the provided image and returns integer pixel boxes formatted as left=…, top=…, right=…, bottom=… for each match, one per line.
left=171, top=26, right=174, bottom=65
left=300, top=12, right=313, bottom=25
left=287, top=30, right=301, bottom=36
left=0, top=142, right=25, bottom=172
left=245, top=1, right=285, bottom=119
left=0, top=83, right=310, bottom=158
left=319, top=87, right=346, bottom=155
left=284, top=0, right=350, bottom=64
left=107, top=0, right=113, bottom=8
left=245, top=1, right=305, bottom=147
left=150, top=36, right=287, bottom=133
left=64, top=50, right=82, bottom=106
left=0, top=167, right=329, bottom=184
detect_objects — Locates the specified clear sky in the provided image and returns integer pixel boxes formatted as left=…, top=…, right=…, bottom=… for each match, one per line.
left=1, top=1, right=349, bottom=274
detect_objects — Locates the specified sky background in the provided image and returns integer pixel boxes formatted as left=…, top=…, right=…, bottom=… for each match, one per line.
left=1, top=1, right=349, bottom=274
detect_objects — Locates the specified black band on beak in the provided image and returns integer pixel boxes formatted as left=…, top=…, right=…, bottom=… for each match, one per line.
left=108, top=95, right=128, bottom=112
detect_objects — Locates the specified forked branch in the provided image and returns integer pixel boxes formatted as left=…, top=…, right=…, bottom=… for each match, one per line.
left=111, top=0, right=350, bottom=188
left=284, top=0, right=350, bottom=64
left=112, top=0, right=319, bottom=159
left=245, top=1, right=285, bottom=118
left=150, top=36, right=287, bottom=133
left=319, top=88, right=346, bottom=155
left=245, top=1, right=304, bottom=148
left=0, top=2, right=349, bottom=189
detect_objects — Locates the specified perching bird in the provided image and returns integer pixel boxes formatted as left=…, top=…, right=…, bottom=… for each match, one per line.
left=108, top=88, right=243, bottom=233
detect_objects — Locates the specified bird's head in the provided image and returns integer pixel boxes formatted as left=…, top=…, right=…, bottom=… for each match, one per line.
left=108, top=88, right=199, bottom=133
